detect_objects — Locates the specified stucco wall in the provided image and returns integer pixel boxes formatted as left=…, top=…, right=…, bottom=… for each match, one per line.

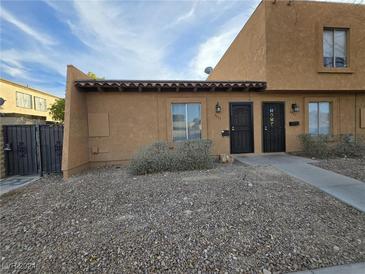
left=265, top=1, right=365, bottom=91
left=0, top=79, right=60, bottom=121
left=207, top=1, right=266, bottom=81
left=81, top=91, right=363, bottom=167
left=62, top=66, right=91, bottom=178
left=208, top=1, right=365, bottom=92
left=356, top=93, right=365, bottom=138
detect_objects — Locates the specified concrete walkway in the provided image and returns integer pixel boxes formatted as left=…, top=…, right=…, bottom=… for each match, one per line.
left=0, top=175, right=39, bottom=196
left=235, top=153, right=365, bottom=213
left=289, top=262, right=365, bottom=274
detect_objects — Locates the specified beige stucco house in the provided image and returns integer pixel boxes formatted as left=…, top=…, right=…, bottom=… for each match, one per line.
left=0, top=79, right=61, bottom=178
left=0, top=78, right=60, bottom=122
left=62, top=0, right=365, bottom=178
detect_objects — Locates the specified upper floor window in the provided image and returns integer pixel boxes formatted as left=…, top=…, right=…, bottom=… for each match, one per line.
left=34, top=96, right=47, bottom=112
left=16, top=91, right=32, bottom=109
left=172, top=103, right=201, bottom=141
left=323, top=28, right=347, bottom=68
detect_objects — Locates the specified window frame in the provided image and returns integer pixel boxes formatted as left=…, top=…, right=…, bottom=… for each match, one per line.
left=34, top=96, right=47, bottom=112
left=308, top=101, right=332, bottom=136
left=16, top=91, right=33, bottom=109
left=323, top=27, right=348, bottom=69
left=171, top=102, right=202, bottom=142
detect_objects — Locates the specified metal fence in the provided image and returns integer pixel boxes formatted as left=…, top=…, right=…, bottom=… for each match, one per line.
left=3, top=125, right=64, bottom=176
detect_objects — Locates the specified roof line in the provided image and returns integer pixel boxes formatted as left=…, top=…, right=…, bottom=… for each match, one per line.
left=75, top=79, right=266, bottom=83
left=0, top=78, right=62, bottom=99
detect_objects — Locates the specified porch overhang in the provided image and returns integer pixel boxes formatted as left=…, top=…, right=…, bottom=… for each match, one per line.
left=74, top=80, right=267, bottom=93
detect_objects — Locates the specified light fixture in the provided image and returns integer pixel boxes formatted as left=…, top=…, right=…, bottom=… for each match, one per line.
left=291, top=103, right=299, bottom=113
left=215, top=102, right=222, bottom=113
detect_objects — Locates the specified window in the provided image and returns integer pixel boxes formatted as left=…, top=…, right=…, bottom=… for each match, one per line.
left=16, top=91, right=32, bottom=109
left=34, top=97, right=47, bottom=111
left=308, top=102, right=331, bottom=135
left=172, top=103, right=201, bottom=141
left=323, top=28, right=347, bottom=68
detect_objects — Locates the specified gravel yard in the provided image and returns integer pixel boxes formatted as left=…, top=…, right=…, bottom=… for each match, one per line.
left=313, top=157, right=365, bottom=182
left=1, top=163, right=364, bottom=273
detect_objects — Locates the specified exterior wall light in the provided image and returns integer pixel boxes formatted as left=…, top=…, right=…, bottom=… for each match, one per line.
left=215, top=102, right=222, bottom=113
left=291, top=103, right=299, bottom=113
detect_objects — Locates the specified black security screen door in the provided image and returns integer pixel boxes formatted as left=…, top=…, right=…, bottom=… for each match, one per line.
left=230, top=102, right=254, bottom=154
left=262, top=102, right=285, bottom=152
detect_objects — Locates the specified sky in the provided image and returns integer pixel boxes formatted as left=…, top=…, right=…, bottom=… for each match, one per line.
left=0, top=0, right=363, bottom=97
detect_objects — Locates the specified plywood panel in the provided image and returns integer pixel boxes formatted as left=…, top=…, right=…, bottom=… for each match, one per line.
left=88, top=113, right=109, bottom=137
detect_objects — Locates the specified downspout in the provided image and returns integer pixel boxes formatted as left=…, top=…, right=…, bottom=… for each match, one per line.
left=355, top=92, right=357, bottom=141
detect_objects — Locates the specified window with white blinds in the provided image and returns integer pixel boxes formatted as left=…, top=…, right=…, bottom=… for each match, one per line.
left=34, top=96, right=47, bottom=111
left=16, top=91, right=32, bottom=109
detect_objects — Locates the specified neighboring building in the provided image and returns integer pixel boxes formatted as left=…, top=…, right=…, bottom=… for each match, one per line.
left=0, top=78, right=61, bottom=178
left=62, top=0, right=365, bottom=178
left=0, top=78, right=61, bottom=122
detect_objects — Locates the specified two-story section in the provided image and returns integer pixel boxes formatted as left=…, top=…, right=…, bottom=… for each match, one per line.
left=209, top=0, right=365, bottom=154
left=0, top=78, right=61, bottom=122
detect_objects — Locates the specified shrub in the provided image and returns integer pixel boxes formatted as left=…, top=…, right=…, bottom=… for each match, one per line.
left=298, top=134, right=333, bottom=159
left=334, top=134, right=365, bottom=158
left=298, top=133, right=365, bottom=159
left=128, top=140, right=214, bottom=175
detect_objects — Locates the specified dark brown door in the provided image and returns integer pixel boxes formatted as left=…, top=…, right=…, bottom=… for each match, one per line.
left=230, top=103, right=253, bottom=154
left=262, top=102, right=285, bottom=152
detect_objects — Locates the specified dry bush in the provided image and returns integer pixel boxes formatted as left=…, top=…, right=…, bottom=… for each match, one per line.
left=129, top=140, right=213, bottom=175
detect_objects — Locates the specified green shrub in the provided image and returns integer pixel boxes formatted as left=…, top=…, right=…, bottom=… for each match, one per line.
left=298, top=134, right=333, bottom=159
left=334, top=134, right=365, bottom=158
left=128, top=140, right=214, bottom=175
left=298, top=133, right=365, bottom=159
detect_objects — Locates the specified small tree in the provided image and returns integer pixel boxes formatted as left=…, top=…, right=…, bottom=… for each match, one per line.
left=49, top=98, right=65, bottom=123
left=87, top=71, right=104, bottom=80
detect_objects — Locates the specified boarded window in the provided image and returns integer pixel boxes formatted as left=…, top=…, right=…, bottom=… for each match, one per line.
left=16, top=91, right=32, bottom=109
left=34, top=97, right=47, bottom=111
left=88, top=113, right=109, bottom=137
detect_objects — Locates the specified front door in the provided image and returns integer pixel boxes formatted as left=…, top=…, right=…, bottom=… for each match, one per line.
left=230, top=102, right=253, bottom=154
left=262, top=102, right=285, bottom=152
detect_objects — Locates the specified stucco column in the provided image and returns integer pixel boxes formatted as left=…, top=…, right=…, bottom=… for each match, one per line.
left=62, top=65, right=92, bottom=179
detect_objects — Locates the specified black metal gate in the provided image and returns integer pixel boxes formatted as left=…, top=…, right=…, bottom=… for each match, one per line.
left=3, top=125, right=64, bottom=176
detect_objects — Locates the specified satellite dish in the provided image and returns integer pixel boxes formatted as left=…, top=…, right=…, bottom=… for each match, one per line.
left=0, top=98, right=5, bottom=106
left=204, top=67, right=213, bottom=75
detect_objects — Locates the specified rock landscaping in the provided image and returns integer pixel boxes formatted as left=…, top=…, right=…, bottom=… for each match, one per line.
left=1, top=163, right=364, bottom=273
left=313, top=157, right=365, bottom=182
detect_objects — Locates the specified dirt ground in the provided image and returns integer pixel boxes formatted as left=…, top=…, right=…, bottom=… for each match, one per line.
left=1, top=163, right=364, bottom=273
left=313, top=157, right=365, bottom=182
